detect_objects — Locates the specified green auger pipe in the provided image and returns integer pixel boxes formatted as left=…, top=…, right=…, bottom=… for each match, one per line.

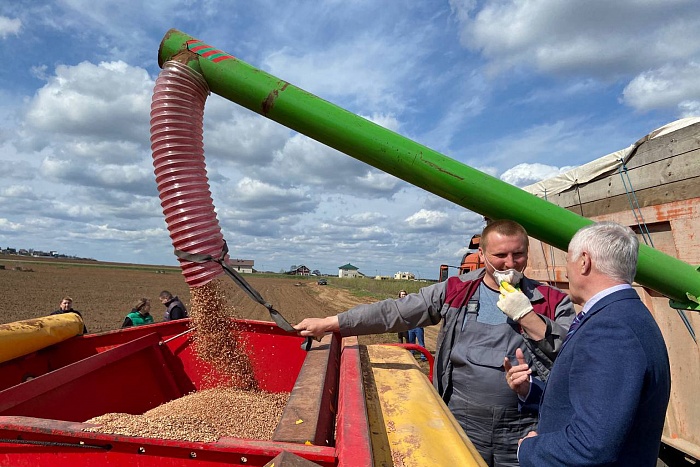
left=158, top=28, right=700, bottom=309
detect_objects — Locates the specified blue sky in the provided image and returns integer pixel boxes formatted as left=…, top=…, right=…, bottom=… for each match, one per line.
left=0, top=1, right=699, bottom=279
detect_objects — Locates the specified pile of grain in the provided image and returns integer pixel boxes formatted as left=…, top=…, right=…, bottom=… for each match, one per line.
left=84, top=387, right=288, bottom=442
left=189, top=278, right=257, bottom=390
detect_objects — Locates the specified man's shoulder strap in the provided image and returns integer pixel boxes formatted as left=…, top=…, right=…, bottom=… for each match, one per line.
left=444, top=276, right=482, bottom=309
left=532, top=284, right=567, bottom=320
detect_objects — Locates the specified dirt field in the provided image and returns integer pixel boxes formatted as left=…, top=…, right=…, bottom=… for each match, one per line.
left=0, top=255, right=439, bottom=353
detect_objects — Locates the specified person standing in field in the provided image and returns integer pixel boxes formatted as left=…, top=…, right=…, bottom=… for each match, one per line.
left=295, top=219, right=575, bottom=467
left=159, top=290, right=188, bottom=321
left=121, top=298, right=155, bottom=328
left=397, top=290, right=410, bottom=343
left=50, top=296, right=88, bottom=333
left=397, top=289, right=428, bottom=361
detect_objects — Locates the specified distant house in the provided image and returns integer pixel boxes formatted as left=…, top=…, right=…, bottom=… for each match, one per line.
left=229, top=259, right=254, bottom=274
left=338, top=263, right=363, bottom=278
left=288, top=265, right=311, bottom=276
left=394, top=271, right=415, bottom=280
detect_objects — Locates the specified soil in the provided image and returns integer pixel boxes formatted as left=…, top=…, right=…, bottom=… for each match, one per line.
left=0, top=255, right=439, bottom=355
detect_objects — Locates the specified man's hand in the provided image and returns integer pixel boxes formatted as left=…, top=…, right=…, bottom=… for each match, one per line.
left=497, top=282, right=534, bottom=321
left=518, top=431, right=538, bottom=446
left=504, top=348, right=531, bottom=398
left=294, top=316, right=340, bottom=338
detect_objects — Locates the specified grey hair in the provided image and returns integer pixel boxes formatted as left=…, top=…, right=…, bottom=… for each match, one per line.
left=568, top=221, right=639, bottom=284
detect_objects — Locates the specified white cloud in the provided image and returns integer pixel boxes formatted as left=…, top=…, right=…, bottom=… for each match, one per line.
left=362, top=113, right=402, bottom=133
left=0, top=218, right=22, bottom=231
left=446, top=0, right=700, bottom=130
left=24, top=61, right=152, bottom=144
left=350, top=225, right=391, bottom=241
left=65, top=140, right=146, bottom=165
left=0, top=16, right=21, bottom=37
left=450, top=0, right=700, bottom=78
left=622, top=62, right=700, bottom=112
left=0, top=185, right=38, bottom=199
left=70, top=223, right=165, bottom=241
left=233, top=177, right=315, bottom=212
left=40, top=157, right=154, bottom=195
left=334, top=212, right=386, bottom=227
left=355, top=171, right=403, bottom=193
left=500, top=163, right=574, bottom=187
left=204, top=96, right=291, bottom=167
left=405, top=209, right=450, bottom=231
left=678, top=101, right=700, bottom=118
left=40, top=158, right=71, bottom=179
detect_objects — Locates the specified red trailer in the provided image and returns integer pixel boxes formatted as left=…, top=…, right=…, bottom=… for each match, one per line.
left=0, top=317, right=481, bottom=466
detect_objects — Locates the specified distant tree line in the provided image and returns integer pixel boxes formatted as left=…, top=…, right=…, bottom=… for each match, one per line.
left=0, top=247, right=96, bottom=262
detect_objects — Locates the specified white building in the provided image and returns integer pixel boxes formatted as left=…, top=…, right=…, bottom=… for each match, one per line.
left=338, top=263, right=362, bottom=278
left=229, top=259, right=254, bottom=274
left=394, top=271, right=415, bottom=280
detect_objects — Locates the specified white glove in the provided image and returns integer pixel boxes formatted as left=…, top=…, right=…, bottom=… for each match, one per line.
left=497, top=284, right=533, bottom=321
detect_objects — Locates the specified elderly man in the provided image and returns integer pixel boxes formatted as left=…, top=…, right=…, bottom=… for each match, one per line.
left=295, top=219, right=575, bottom=467
left=506, top=221, right=671, bottom=466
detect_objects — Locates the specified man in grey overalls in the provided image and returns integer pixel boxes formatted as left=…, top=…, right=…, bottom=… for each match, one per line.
left=295, top=220, right=575, bottom=466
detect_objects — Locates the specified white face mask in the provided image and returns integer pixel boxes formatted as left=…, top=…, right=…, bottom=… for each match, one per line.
left=483, top=254, right=524, bottom=285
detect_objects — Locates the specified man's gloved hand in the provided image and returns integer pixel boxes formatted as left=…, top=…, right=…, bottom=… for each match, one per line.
left=497, top=282, right=533, bottom=321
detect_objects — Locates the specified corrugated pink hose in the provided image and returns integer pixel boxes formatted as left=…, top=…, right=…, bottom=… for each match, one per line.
left=150, top=60, right=225, bottom=288
left=150, top=62, right=310, bottom=342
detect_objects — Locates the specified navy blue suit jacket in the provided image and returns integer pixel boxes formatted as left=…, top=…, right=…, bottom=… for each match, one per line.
left=519, top=288, right=670, bottom=466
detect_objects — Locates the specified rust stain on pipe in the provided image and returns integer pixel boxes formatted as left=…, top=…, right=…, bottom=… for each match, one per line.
left=420, top=156, right=465, bottom=181
left=262, top=89, right=278, bottom=115
left=171, top=49, right=199, bottom=65
left=261, top=82, right=290, bottom=116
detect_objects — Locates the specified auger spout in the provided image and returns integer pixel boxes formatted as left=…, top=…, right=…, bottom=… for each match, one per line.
left=157, top=28, right=700, bottom=309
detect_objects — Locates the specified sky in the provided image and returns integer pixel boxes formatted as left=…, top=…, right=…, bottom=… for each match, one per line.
left=1, top=1, right=699, bottom=279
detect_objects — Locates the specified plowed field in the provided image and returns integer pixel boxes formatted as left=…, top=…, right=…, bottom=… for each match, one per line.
left=0, top=255, right=438, bottom=351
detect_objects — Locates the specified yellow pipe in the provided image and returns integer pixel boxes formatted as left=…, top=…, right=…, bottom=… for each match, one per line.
left=0, top=314, right=84, bottom=364
left=364, top=344, right=487, bottom=466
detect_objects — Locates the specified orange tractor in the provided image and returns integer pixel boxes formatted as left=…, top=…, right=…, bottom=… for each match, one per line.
left=439, top=235, right=483, bottom=282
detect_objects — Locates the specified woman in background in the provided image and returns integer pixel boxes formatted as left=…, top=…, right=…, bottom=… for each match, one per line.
left=121, top=298, right=155, bottom=328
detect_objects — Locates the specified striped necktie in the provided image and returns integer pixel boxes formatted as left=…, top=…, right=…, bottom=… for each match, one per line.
left=565, top=312, right=585, bottom=342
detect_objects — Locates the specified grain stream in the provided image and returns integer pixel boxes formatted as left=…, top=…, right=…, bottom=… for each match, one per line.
left=189, top=279, right=257, bottom=390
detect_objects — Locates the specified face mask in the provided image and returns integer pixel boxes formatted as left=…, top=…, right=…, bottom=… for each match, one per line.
left=483, top=254, right=524, bottom=285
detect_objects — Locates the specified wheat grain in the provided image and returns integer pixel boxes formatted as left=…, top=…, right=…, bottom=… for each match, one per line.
left=84, top=388, right=288, bottom=442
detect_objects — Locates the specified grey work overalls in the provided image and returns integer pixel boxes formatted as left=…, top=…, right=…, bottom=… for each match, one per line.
left=447, top=289, right=538, bottom=467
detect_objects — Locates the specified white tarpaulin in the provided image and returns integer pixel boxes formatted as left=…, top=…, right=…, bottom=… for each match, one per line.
left=523, top=117, right=700, bottom=198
